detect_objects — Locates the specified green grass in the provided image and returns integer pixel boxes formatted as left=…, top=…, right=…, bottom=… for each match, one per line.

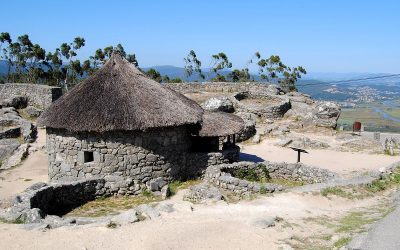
left=335, top=211, right=376, bottom=233
left=366, top=166, right=400, bottom=193
left=168, top=179, right=202, bottom=196
left=333, top=237, right=352, bottom=248
left=65, top=194, right=162, bottom=218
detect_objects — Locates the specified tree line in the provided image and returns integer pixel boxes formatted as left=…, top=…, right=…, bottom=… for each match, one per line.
left=0, top=32, right=306, bottom=92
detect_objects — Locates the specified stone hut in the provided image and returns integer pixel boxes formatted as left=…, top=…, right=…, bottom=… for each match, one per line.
left=38, top=53, right=243, bottom=193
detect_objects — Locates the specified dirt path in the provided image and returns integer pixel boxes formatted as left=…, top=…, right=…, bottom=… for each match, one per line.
left=0, top=129, right=48, bottom=206
left=0, top=190, right=388, bottom=250
left=240, top=138, right=400, bottom=176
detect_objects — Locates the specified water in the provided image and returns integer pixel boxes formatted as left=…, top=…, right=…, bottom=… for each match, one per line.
left=372, top=100, right=400, bottom=123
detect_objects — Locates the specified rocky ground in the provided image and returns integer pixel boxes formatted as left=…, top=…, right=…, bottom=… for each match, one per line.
left=0, top=95, right=43, bottom=171
left=0, top=85, right=400, bottom=249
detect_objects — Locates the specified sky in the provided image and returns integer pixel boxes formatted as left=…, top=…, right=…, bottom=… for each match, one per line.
left=1, top=0, right=400, bottom=73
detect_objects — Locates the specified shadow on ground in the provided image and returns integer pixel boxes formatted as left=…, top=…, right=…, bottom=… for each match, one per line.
left=239, top=153, right=265, bottom=162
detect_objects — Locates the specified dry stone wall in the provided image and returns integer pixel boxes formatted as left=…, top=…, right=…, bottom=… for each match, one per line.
left=46, top=127, right=192, bottom=188
left=205, top=161, right=337, bottom=196
left=0, top=83, right=62, bottom=109
left=46, top=127, right=240, bottom=193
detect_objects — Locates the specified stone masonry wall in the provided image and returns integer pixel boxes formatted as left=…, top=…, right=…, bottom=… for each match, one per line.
left=0, top=83, right=62, bottom=109
left=46, top=127, right=239, bottom=192
left=165, top=82, right=282, bottom=96
left=46, top=127, right=192, bottom=187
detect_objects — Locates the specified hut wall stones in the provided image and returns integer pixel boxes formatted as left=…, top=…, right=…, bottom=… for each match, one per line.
left=46, top=127, right=240, bottom=185
left=46, top=127, right=192, bottom=183
left=0, top=83, right=62, bottom=109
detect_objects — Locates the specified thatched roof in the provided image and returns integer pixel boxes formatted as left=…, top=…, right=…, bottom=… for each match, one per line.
left=38, top=52, right=204, bottom=132
left=198, top=111, right=244, bottom=137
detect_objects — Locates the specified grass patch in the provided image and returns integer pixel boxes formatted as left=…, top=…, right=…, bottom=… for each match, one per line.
left=65, top=194, right=162, bottom=218
left=333, top=237, right=352, bottom=248
left=320, top=167, right=400, bottom=200
left=168, top=179, right=202, bottom=196
left=335, top=211, right=376, bottom=233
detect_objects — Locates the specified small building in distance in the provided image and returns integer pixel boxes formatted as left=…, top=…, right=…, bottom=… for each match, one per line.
left=38, top=52, right=243, bottom=194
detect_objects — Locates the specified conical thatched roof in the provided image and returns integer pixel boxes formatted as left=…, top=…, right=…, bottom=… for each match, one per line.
left=38, top=52, right=204, bottom=132
left=198, top=111, right=244, bottom=137
left=39, top=53, right=203, bottom=132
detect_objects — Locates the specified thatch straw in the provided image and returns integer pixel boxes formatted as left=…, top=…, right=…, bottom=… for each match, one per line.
left=198, top=111, right=244, bottom=137
left=38, top=52, right=204, bottom=132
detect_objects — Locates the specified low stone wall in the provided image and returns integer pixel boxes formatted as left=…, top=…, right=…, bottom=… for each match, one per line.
left=205, top=162, right=284, bottom=196
left=233, top=92, right=291, bottom=119
left=0, top=83, right=62, bottom=109
left=187, top=146, right=240, bottom=176
left=205, top=161, right=337, bottom=196
left=166, top=82, right=283, bottom=96
left=263, top=161, right=337, bottom=183
left=0, top=178, right=135, bottom=223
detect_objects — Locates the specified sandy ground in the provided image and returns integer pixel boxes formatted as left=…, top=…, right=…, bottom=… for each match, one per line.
left=0, top=129, right=48, bottom=205
left=0, top=190, right=387, bottom=250
left=240, top=137, right=400, bottom=176
left=0, top=129, right=398, bottom=249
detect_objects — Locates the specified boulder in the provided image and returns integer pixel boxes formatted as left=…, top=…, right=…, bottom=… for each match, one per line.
left=1, top=96, right=28, bottom=109
left=0, top=139, right=21, bottom=161
left=312, top=101, right=341, bottom=128
left=24, top=106, right=43, bottom=118
left=201, top=97, right=234, bottom=113
left=235, top=112, right=257, bottom=142
left=134, top=204, right=160, bottom=219
left=183, top=183, right=223, bottom=203
left=0, top=143, right=29, bottom=170
left=111, top=210, right=139, bottom=224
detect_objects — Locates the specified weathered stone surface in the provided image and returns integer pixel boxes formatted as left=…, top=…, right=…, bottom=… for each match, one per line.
left=134, top=204, right=160, bottom=219
left=204, top=161, right=336, bottom=196
left=235, top=112, right=256, bottom=142
left=111, top=210, right=139, bottom=224
left=201, top=97, right=234, bottom=113
left=312, top=101, right=341, bottom=128
left=183, top=183, right=223, bottom=203
left=0, top=96, right=28, bottom=109
left=0, top=83, right=62, bottom=110
left=0, top=126, right=21, bottom=139
left=0, top=143, right=29, bottom=170
left=0, top=138, right=20, bottom=162
left=24, top=106, right=43, bottom=117
left=47, top=127, right=239, bottom=190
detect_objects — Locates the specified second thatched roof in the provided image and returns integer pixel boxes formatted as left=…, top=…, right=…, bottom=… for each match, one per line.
left=199, top=111, right=244, bottom=137
left=38, top=52, right=204, bottom=132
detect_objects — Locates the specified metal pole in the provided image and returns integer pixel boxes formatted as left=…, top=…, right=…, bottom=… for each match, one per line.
left=297, top=150, right=301, bottom=163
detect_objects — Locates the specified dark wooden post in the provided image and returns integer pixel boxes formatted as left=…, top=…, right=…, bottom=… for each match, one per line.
left=290, top=147, right=309, bottom=163
left=232, top=134, right=236, bottom=145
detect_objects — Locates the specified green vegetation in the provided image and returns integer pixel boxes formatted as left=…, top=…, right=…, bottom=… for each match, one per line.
left=232, top=164, right=303, bottom=188
left=338, top=104, right=400, bottom=133
left=366, top=166, right=400, bottom=193
left=168, top=179, right=202, bottom=196
left=65, top=194, right=162, bottom=217
left=333, top=237, right=352, bottom=248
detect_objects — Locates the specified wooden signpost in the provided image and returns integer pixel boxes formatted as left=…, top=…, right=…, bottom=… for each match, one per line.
left=289, top=147, right=309, bottom=163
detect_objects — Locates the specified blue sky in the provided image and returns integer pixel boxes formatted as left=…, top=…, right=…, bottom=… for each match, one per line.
left=1, top=0, right=400, bottom=73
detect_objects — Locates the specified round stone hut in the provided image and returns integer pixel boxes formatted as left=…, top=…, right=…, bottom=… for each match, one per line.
left=38, top=52, right=243, bottom=194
